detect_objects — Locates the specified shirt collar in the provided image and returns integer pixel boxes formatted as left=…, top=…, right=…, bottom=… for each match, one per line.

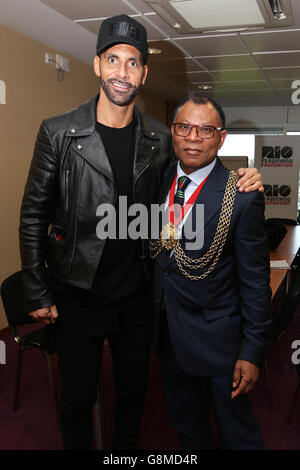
left=176, top=158, right=217, bottom=186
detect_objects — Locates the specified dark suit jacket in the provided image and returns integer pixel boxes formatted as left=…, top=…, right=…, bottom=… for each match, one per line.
left=153, top=158, right=272, bottom=377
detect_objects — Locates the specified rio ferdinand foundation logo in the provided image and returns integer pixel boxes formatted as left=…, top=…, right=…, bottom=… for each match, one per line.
left=261, top=145, right=293, bottom=168
left=291, top=80, right=300, bottom=105
left=263, top=184, right=291, bottom=206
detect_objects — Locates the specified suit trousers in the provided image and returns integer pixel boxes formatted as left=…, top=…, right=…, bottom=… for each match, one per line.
left=158, top=314, right=265, bottom=450
left=53, top=290, right=152, bottom=450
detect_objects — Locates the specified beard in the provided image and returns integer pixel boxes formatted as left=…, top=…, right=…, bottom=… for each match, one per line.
left=100, top=77, right=141, bottom=106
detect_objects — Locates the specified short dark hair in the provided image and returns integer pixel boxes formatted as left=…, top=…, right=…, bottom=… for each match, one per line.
left=173, top=95, right=226, bottom=128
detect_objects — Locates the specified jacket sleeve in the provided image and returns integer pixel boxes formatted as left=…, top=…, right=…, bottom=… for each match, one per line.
left=234, top=191, right=273, bottom=366
left=19, top=120, right=58, bottom=312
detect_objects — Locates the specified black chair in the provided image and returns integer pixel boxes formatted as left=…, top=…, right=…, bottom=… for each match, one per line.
left=270, top=270, right=300, bottom=342
left=266, top=218, right=297, bottom=227
left=0, top=271, right=58, bottom=412
left=1, top=270, right=105, bottom=448
left=266, top=219, right=288, bottom=251
left=264, top=271, right=300, bottom=411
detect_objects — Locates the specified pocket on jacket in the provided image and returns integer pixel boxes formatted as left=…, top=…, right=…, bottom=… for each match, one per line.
left=202, top=301, right=240, bottom=322
left=48, top=224, right=67, bottom=243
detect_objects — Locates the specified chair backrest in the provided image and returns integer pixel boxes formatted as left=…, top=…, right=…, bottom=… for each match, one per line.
left=266, top=218, right=297, bottom=226
left=265, top=219, right=288, bottom=251
left=0, top=271, right=34, bottom=328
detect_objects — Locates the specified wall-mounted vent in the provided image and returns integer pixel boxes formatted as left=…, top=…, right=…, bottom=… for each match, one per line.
left=145, top=0, right=294, bottom=33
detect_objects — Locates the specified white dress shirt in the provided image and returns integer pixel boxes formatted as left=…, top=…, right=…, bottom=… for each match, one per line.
left=164, top=158, right=216, bottom=240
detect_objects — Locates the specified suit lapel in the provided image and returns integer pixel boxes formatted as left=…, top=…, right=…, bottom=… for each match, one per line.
left=191, top=158, right=230, bottom=229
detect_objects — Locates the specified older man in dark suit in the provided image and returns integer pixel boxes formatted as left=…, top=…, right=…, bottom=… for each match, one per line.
left=151, top=96, right=272, bottom=450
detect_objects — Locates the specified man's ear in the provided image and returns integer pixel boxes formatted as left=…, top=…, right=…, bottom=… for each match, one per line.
left=141, top=65, right=148, bottom=85
left=170, top=123, right=175, bottom=138
left=218, top=129, right=227, bottom=150
left=94, top=55, right=101, bottom=78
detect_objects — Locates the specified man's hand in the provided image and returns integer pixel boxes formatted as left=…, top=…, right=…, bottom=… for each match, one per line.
left=29, top=305, right=59, bottom=325
left=236, top=167, right=264, bottom=193
left=231, top=359, right=259, bottom=399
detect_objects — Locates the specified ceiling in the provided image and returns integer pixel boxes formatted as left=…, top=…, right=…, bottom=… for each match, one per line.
left=2, top=0, right=300, bottom=107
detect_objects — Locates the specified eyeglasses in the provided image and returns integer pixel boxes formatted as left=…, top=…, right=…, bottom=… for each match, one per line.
left=173, top=123, right=223, bottom=139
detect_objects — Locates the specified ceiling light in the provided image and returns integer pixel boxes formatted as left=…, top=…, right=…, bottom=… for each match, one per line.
left=148, top=47, right=162, bottom=55
left=170, top=0, right=265, bottom=29
left=144, top=0, right=294, bottom=33
left=198, top=85, right=212, bottom=90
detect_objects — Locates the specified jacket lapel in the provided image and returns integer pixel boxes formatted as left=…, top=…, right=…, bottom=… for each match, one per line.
left=65, top=95, right=114, bottom=181
left=191, top=157, right=230, bottom=229
left=64, top=95, right=161, bottom=183
left=132, top=107, right=161, bottom=182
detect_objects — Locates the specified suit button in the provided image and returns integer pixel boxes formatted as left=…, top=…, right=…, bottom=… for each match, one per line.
left=156, top=297, right=160, bottom=303
left=164, top=269, right=169, bottom=276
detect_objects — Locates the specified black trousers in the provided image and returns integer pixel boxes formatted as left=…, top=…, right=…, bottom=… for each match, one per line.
left=159, top=316, right=264, bottom=450
left=53, top=290, right=152, bottom=450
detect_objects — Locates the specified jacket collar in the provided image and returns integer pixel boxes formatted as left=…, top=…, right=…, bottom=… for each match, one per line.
left=66, top=93, right=160, bottom=140
left=160, top=157, right=229, bottom=201
left=66, top=95, right=97, bottom=137
left=65, top=94, right=159, bottom=181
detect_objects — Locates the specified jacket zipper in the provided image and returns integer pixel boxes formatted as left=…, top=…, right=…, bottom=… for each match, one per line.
left=68, top=161, right=83, bottom=273
left=64, top=169, right=69, bottom=224
left=133, top=161, right=151, bottom=265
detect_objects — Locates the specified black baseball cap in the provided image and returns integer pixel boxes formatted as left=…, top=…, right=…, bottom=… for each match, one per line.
left=96, top=14, right=148, bottom=64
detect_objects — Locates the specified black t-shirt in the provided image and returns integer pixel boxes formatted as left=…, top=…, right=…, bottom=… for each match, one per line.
left=51, top=120, right=148, bottom=336
left=91, top=120, right=145, bottom=304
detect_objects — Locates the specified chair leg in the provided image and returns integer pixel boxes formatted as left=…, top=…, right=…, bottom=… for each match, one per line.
left=273, top=341, right=282, bottom=373
left=287, top=381, right=300, bottom=423
left=263, top=357, right=273, bottom=410
left=45, top=352, right=60, bottom=428
left=93, top=376, right=105, bottom=450
left=13, top=346, right=24, bottom=412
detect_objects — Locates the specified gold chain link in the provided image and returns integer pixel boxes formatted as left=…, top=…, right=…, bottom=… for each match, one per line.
left=150, top=170, right=239, bottom=280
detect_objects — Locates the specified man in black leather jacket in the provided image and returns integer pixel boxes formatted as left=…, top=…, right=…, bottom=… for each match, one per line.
left=19, top=15, right=263, bottom=450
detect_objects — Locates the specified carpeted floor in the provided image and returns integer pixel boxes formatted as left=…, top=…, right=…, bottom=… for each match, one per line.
left=0, top=308, right=300, bottom=451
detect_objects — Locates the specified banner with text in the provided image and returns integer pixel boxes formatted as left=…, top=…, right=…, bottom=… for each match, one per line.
left=254, top=136, right=300, bottom=220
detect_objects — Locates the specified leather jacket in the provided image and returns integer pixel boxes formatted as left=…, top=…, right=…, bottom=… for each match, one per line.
left=19, top=95, right=172, bottom=312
